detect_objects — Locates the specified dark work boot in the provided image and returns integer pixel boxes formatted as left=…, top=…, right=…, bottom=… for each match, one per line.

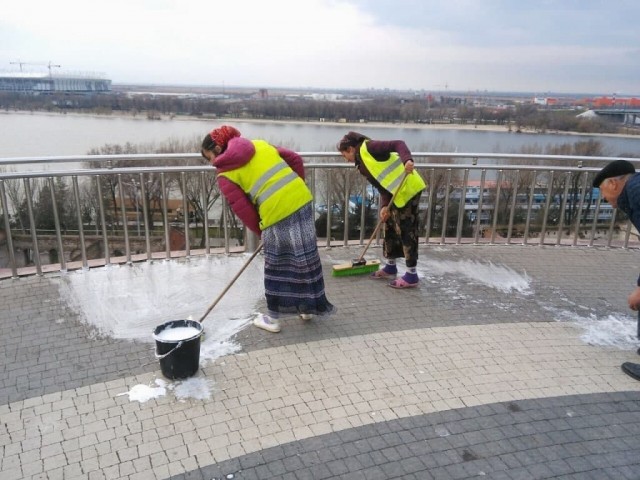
left=621, top=362, right=640, bottom=381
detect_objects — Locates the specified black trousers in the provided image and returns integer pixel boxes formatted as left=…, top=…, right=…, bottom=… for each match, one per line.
left=383, top=193, right=422, bottom=269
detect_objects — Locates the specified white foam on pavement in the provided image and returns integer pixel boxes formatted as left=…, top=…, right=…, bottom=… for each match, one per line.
left=544, top=306, right=638, bottom=349
left=57, top=254, right=264, bottom=365
left=118, top=378, right=167, bottom=403
left=118, top=377, right=215, bottom=403
left=173, top=377, right=213, bottom=401
left=420, top=258, right=532, bottom=294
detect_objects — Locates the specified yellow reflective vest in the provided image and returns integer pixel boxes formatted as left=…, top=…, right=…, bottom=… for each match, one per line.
left=359, top=141, right=427, bottom=207
left=218, top=140, right=312, bottom=230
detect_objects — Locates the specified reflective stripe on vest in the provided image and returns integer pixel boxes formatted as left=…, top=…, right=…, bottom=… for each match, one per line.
left=359, top=141, right=427, bottom=208
left=248, top=161, right=300, bottom=206
left=218, top=140, right=312, bottom=230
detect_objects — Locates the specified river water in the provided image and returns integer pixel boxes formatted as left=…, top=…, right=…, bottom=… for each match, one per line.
left=1, top=111, right=639, bottom=159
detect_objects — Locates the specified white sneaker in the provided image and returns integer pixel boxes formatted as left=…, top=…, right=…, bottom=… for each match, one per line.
left=253, top=314, right=280, bottom=333
left=299, top=313, right=313, bottom=321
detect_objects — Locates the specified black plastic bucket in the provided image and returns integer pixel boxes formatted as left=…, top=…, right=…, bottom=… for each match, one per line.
left=153, top=319, right=204, bottom=380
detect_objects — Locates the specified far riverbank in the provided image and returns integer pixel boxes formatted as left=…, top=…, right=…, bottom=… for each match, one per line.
left=1, top=110, right=639, bottom=158
left=4, top=108, right=640, bottom=139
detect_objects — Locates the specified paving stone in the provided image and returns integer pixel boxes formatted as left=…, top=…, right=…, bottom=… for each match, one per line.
left=2, top=245, right=640, bottom=480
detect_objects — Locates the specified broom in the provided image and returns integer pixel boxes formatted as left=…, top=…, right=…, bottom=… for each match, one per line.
left=332, top=172, right=410, bottom=277
left=197, top=242, right=263, bottom=323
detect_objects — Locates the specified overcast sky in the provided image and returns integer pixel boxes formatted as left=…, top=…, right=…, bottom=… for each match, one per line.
left=2, top=0, right=638, bottom=95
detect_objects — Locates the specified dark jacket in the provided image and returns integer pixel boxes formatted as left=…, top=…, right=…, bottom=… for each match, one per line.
left=616, top=172, right=640, bottom=285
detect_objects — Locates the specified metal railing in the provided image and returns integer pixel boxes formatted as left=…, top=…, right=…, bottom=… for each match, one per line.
left=1, top=152, right=639, bottom=279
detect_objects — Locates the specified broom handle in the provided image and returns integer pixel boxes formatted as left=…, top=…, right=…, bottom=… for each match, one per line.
left=356, top=171, right=410, bottom=263
left=198, top=242, right=264, bottom=323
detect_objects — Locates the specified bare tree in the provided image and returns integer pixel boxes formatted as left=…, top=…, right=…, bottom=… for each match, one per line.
left=0, top=172, right=26, bottom=232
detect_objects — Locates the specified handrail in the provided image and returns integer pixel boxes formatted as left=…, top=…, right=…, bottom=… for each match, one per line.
left=0, top=162, right=616, bottom=180
left=1, top=151, right=640, bottom=166
left=0, top=152, right=637, bottom=279
left=0, top=159, right=632, bottom=183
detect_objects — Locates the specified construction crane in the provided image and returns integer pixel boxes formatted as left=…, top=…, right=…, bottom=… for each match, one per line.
left=9, top=60, right=27, bottom=71
left=9, top=60, right=61, bottom=76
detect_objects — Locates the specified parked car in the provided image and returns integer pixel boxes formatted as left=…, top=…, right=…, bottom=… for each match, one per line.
left=315, top=204, right=343, bottom=215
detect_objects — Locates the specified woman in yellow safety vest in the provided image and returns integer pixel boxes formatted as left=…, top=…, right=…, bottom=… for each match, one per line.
left=337, top=131, right=427, bottom=288
left=202, top=126, right=334, bottom=333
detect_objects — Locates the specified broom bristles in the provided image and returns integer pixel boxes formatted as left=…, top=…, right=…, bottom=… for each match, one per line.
left=332, top=259, right=380, bottom=277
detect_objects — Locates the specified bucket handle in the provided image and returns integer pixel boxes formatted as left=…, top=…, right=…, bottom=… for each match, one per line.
left=155, top=341, right=184, bottom=359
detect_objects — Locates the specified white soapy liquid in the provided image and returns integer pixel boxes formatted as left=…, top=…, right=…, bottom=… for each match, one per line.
left=57, top=255, right=263, bottom=365
left=155, top=326, right=201, bottom=341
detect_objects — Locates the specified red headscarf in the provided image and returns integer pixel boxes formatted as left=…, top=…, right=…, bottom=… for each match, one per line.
left=210, top=125, right=241, bottom=151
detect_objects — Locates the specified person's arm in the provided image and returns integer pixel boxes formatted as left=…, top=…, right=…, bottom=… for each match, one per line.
left=277, top=147, right=305, bottom=180
left=366, top=140, right=413, bottom=164
left=218, top=176, right=261, bottom=235
left=628, top=286, right=640, bottom=311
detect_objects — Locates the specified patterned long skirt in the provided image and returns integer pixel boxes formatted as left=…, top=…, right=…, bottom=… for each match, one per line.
left=262, top=203, right=334, bottom=317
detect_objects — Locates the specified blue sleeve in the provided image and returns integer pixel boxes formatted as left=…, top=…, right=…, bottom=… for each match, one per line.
left=624, top=177, right=640, bottom=231
left=627, top=187, right=640, bottom=286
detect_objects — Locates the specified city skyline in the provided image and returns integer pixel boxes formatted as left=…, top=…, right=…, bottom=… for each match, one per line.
left=2, top=0, right=639, bottom=95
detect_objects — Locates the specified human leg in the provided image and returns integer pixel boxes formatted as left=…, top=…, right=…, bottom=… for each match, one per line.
left=371, top=257, right=397, bottom=278
left=372, top=215, right=402, bottom=279
left=388, top=195, right=421, bottom=288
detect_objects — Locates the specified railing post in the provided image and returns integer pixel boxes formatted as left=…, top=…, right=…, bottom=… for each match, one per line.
left=455, top=169, right=469, bottom=244
left=440, top=169, right=452, bottom=244
left=473, top=170, right=486, bottom=244
left=117, top=175, right=131, bottom=264
left=0, top=179, right=18, bottom=278
left=572, top=172, right=589, bottom=246
left=139, top=173, right=151, bottom=260
left=181, top=172, right=190, bottom=257
left=161, top=173, right=171, bottom=259
left=48, top=177, right=66, bottom=272
left=556, top=172, right=572, bottom=246
left=245, top=230, right=260, bottom=253
left=96, top=176, right=110, bottom=265
left=200, top=172, right=210, bottom=256
left=523, top=171, right=537, bottom=245
left=23, top=178, right=42, bottom=276
left=506, top=170, right=520, bottom=244
left=490, top=170, right=503, bottom=245
left=72, top=176, right=88, bottom=269
left=325, top=173, right=332, bottom=249
left=423, top=168, right=435, bottom=245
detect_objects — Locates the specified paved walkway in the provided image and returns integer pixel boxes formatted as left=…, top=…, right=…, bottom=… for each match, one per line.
left=1, top=244, right=640, bottom=480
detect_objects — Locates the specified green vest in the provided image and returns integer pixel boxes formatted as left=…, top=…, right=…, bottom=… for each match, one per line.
left=219, top=140, right=312, bottom=230
left=359, top=141, right=427, bottom=207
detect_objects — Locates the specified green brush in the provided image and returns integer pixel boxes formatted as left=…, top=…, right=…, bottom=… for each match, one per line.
left=332, top=258, right=381, bottom=277
left=332, top=172, right=410, bottom=277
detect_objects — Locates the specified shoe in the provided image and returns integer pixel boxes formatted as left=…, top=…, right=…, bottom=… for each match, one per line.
left=371, top=266, right=397, bottom=279
left=621, top=362, right=640, bottom=381
left=253, top=314, right=280, bottom=333
left=299, top=313, right=313, bottom=321
left=388, top=273, right=419, bottom=289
